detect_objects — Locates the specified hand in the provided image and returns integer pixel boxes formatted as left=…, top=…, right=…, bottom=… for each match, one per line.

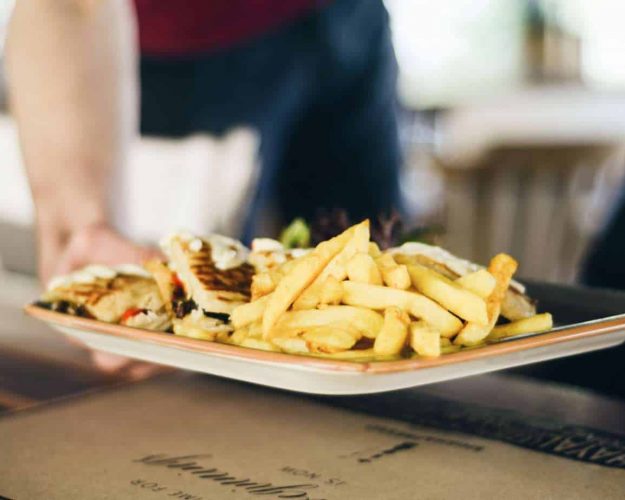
left=91, top=351, right=172, bottom=381
left=40, top=222, right=166, bottom=378
left=42, top=222, right=162, bottom=285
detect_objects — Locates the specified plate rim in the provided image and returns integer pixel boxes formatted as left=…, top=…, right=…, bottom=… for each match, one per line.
left=23, top=304, right=625, bottom=375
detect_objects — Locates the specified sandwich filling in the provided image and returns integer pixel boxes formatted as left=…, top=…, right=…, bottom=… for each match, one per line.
left=157, top=233, right=255, bottom=340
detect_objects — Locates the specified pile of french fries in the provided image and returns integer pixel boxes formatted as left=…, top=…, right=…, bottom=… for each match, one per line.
left=228, top=220, right=553, bottom=360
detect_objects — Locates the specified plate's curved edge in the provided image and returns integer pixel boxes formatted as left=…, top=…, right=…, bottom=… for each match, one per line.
left=23, top=305, right=366, bottom=373
left=364, top=315, right=625, bottom=373
left=23, top=305, right=625, bottom=376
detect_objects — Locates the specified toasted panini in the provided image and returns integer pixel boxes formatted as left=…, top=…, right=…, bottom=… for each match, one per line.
left=43, top=272, right=167, bottom=324
left=166, top=235, right=253, bottom=314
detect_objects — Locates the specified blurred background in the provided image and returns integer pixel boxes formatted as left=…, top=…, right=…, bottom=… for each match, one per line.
left=1, top=0, right=625, bottom=285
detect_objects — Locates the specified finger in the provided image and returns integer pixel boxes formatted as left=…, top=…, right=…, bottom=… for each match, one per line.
left=126, top=362, right=172, bottom=381
left=91, top=351, right=135, bottom=374
left=133, top=244, right=165, bottom=265
left=52, top=248, right=85, bottom=282
left=90, top=351, right=171, bottom=381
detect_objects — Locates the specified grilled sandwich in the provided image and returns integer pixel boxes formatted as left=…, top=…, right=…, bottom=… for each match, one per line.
left=41, top=265, right=171, bottom=330
left=159, top=233, right=254, bottom=339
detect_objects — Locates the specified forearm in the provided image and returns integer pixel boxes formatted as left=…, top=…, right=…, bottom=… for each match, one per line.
left=5, top=0, right=137, bottom=235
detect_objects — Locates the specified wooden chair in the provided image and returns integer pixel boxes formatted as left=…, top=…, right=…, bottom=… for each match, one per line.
left=438, top=144, right=623, bottom=282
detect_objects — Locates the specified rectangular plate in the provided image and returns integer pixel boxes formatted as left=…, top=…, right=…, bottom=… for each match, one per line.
left=23, top=282, right=625, bottom=395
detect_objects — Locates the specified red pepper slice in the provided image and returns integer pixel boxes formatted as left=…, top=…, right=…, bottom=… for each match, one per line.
left=171, top=273, right=184, bottom=290
left=120, top=307, right=144, bottom=323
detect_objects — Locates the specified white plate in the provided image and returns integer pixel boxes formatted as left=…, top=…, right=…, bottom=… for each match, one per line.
left=25, top=305, right=625, bottom=395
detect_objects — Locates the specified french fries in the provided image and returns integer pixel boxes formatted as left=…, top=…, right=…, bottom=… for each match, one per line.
left=488, top=313, right=553, bottom=340
left=272, top=306, right=383, bottom=339
left=407, top=264, right=488, bottom=324
left=271, top=336, right=310, bottom=354
left=409, top=320, right=441, bottom=357
left=341, top=281, right=463, bottom=337
left=303, top=326, right=357, bottom=353
left=231, top=295, right=269, bottom=329
left=454, top=254, right=518, bottom=346
left=251, top=272, right=277, bottom=301
left=292, top=221, right=369, bottom=310
left=262, top=254, right=324, bottom=338
left=261, top=223, right=360, bottom=338
left=374, top=307, right=410, bottom=356
left=368, top=242, right=382, bottom=258
left=240, top=338, right=280, bottom=352
left=319, top=276, right=344, bottom=305
left=346, top=253, right=383, bottom=285
left=376, top=254, right=411, bottom=290
left=174, top=220, right=553, bottom=361
left=455, top=269, right=496, bottom=299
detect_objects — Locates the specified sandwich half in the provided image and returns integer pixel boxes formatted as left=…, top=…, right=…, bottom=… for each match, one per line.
left=40, top=264, right=171, bottom=330
left=158, top=233, right=254, bottom=339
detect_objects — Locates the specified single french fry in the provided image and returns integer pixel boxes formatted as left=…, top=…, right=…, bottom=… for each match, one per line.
left=262, top=255, right=323, bottom=337
left=273, top=305, right=383, bottom=339
left=368, top=242, right=382, bottom=258
left=230, top=327, right=249, bottom=345
left=382, top=264, right=411, bottom=290
left=172, top=317, right=218, bottom=341
left=247, top=320, right=263, bottom=339
left=292, top=282, right=323, bottom=310
left=319, top=276, right=344, bottom=305
left=215, top=330, right=232, bottom=343
left=341, top=281, right=463, bottom=337
left=409, top=320, right=441, bottom=357
left=375, top=253, right=411, bottom=290
left=454, top=253, right=518, bottom=346
left=488, top=313, right=553, bottom=341
left=346, top=252, right=383, bottom=285
left=231, top=295, right=269, bottom=329
left=271, top=337, right=310, bottom=354
left=453, top=321, right=494, bottom=347
left=303, top=326, right=357, bottom=353
left=408, top=264, right=488, bottom=324
left=375, top=253, right=397, bottom=269
left=455, top=269, right=497, bottom=299
left=278, top=258, right=300, bottom=276
left=240, top=338, right=280, bottom=352
left=374, top=307, right=410, bottom=356
left=251, top=272, right=277, bottom=301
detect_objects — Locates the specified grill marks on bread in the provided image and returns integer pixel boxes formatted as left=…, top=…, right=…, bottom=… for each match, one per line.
left=187, top=244, right=253, bottom=298
left=43, top=275, right=165, bottom=323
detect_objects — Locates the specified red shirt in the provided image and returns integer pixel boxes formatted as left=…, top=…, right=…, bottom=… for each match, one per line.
left=134, top=0, right=325, bottom=56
